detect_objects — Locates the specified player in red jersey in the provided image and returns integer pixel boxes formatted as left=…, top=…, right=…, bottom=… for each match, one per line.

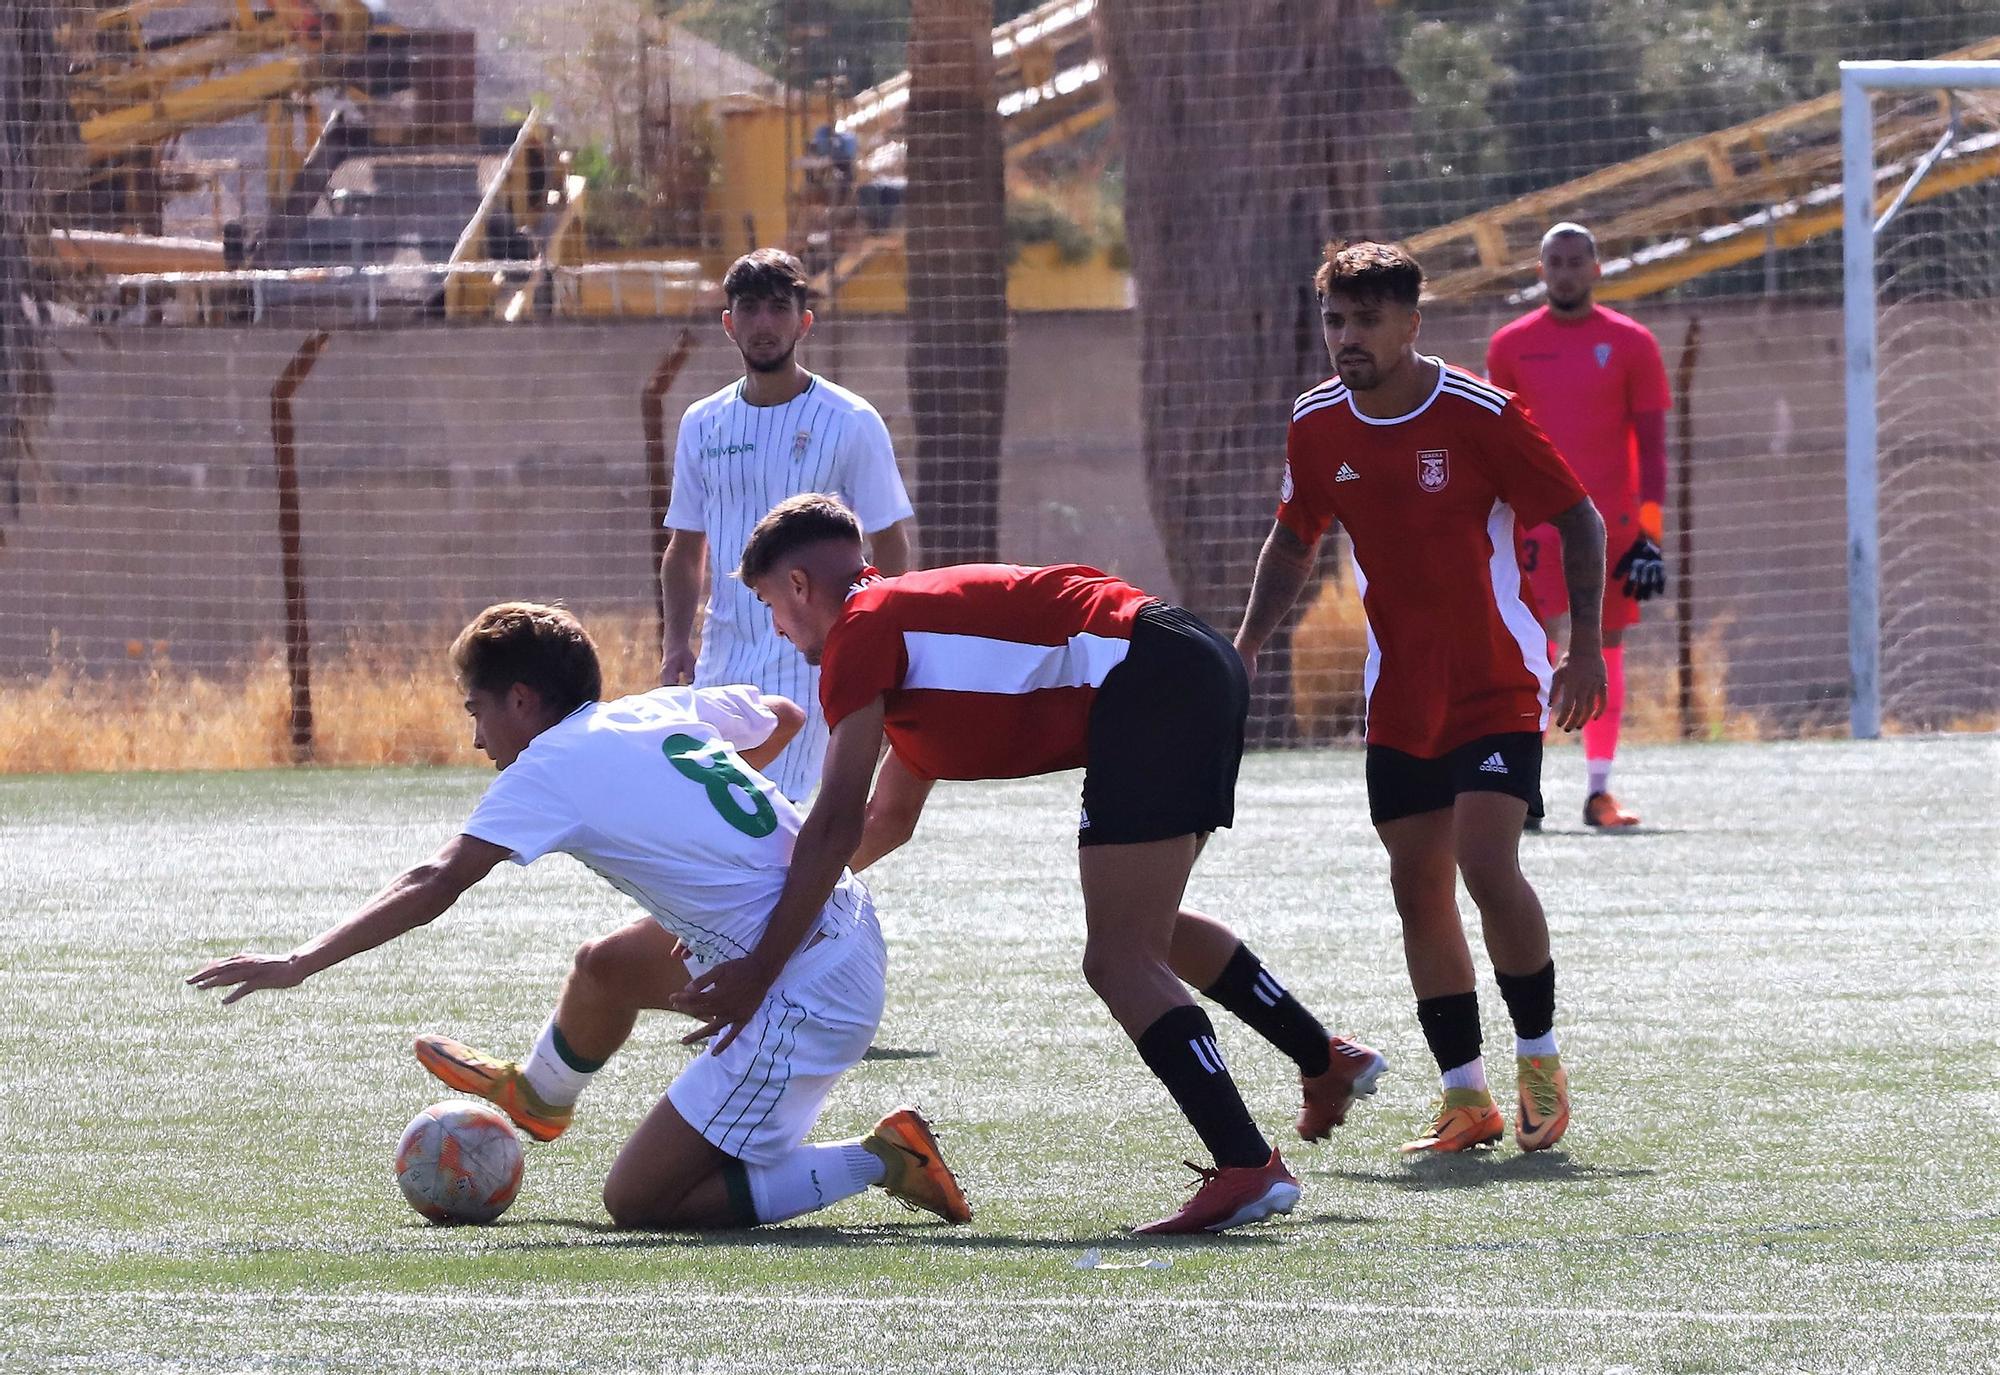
left=669, top=493, right=1389, bottom=1235
left=1487, top=223, right=1672, bottom=829
left=1236, top=241, right=1607, bottom=1157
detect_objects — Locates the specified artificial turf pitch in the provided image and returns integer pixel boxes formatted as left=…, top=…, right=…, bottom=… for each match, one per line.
left=1, top=738, right=1993, bottom=1372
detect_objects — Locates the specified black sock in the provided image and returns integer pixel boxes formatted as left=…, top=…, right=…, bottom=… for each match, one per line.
left=551, top=1022, right=607, bottom=1074
left=1494, top=960, right=1557, bottom=1042
left=1414, top=991, right=1483, bottom=1074
left=1201, top=943, right=1331, bottom=1077
left=1134, top=1004, right=1270, bottom=1169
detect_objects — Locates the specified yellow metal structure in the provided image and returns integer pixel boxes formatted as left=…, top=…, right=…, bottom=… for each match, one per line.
left=838, top=0, right=1109, bottom=167
left=60, top=0, right=384, bottom=222
left=1410, top=37, right=2000, bottom=303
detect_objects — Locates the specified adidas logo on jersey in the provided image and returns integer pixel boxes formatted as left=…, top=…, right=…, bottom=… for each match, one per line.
left=1478, top=752, right=1509, bottom=774
left=1335, top=463, right=1361, bottom=483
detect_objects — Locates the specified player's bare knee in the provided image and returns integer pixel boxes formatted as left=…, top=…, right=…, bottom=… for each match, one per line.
left=1079, top=942, right=1124, bottom=1000
left=571, top=935, right=613, bottom=986
left=602, top=1177, right=676, bottom=1230
left=1081, top=940, right=1165, bottom=1006
left=1458, top=857, right=1526, bottom=913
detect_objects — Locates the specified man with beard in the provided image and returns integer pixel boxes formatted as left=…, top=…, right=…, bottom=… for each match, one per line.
left=1234, top=241, right=1606, bottom=1158
left=1487, top=223, right=1672, bottom=829
left=659, top=248, right=917, bottom=803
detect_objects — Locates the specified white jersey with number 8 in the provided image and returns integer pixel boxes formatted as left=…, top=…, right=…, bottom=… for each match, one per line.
left=461, top=684, right=871, bottom=974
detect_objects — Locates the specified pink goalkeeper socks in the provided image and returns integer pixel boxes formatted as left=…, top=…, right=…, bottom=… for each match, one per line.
left=1581, top=645, right=1625, bottom=783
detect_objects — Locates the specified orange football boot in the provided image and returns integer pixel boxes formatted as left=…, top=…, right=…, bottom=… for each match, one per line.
left=863, top=1107, right=972, bottom=1224
left=414, top=1033, right=572, bottom=1142
left=1399, top=1088, right=1506, bottom=1154
left=1583, top=791, right=1642, bottom=828
left=1515, top=1054, right=1571, bottom=1152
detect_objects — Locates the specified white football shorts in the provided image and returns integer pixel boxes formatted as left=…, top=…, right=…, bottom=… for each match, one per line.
left=667, top=897, right=887, bottom=1165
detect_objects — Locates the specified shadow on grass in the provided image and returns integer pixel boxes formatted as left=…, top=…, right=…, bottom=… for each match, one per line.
left=1313, top=1150, right=1656, bottom=1192
left=479, top=1219, right=1290, bottom=1254
left=860, top=1045, right=940, bottom=1062
left=1527, top=826, right=1695, bottom=839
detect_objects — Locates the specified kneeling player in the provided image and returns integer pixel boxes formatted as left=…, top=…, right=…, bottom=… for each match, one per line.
left=187, top=602, right=967, bottom=1231
left=667, top=494, right=1387, bottom=1236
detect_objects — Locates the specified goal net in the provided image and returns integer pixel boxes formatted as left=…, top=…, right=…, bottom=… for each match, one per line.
left=1843, top=60, right=2000, bottom=737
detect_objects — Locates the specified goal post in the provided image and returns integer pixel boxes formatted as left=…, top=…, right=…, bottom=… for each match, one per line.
left=1840, top=59, right=2000, bottom=739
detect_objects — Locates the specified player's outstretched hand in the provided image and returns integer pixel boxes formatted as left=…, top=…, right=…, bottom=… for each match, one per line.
left=186, top=952, right=305, bottom=1005
left=1611, top=534, right=1667, bottom=602
left=669, top=957, right=771, bottom=1055
left=1549, top=648, right=1608, bottom=732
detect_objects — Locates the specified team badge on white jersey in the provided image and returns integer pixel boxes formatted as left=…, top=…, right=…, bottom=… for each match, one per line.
left=1417, top=449, right=1449, bottom=492
left=793, top=429, right=813, bottom=459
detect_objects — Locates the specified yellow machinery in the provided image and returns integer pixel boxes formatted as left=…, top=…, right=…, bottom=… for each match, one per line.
left=50, top=0, right=585, bottom=320
left=1410, top=36, right=2000, bottom=303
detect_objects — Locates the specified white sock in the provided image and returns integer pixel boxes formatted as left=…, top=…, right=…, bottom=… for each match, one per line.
left=746, top=1143, right=885, bottom=1224
left=1516, top=1031, right=1560, bottom=1058
left=1586, top=759, right=1613, bottom=795
left=1440, top=1058, right=1488, bottom=1093
left=520, top=1019, right=596, bottom=1108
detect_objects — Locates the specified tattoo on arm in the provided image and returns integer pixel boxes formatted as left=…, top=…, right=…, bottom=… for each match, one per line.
left=1550, top=498, right=1607, bottom=647
left=1238, top=523, right=1320, bottom=650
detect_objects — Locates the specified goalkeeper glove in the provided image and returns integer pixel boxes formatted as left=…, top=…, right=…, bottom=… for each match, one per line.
left=1612, top=533, right=1666, bottom=602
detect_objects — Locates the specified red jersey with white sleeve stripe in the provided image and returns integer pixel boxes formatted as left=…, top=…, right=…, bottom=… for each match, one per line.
left=1278, top=359, right=1589, bottom=759
left=817, top=563, right=1159, bottom=781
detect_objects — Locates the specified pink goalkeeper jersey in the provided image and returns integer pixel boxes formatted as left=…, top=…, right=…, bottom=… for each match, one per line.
left=1485, top=305, right=1670, bottom=504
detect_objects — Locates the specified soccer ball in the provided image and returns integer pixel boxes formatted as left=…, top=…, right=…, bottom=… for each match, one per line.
left=393, top=1100, right=524, bottom=1224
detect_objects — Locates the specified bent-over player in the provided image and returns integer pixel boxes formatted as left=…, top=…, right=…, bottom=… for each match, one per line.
left=188, top=602, right=967, bottom=1231
left=668, top=495, right=1387, bottom=1235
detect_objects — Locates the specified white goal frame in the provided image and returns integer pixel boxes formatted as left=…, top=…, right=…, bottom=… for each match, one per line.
left=1841, top=58, right=2000, bottom=738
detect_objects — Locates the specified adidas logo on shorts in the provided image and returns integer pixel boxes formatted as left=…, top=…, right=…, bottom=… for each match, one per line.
left=1478, top=752, right=1509, bottom=775
left=1335, top=463, right=1361, bottom=483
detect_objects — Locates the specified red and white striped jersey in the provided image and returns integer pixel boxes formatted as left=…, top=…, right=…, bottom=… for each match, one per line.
left=818, top=564, right=1158, bottom=781
left=1278, top=359, right=1589, bottom=758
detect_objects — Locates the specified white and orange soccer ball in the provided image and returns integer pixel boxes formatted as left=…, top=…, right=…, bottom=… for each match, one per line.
left=393, top=1100, right=524, bottom=1224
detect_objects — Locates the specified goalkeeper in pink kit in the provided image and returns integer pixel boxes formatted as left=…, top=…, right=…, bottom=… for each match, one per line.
left=1487, top=223, right=1671, bottom=828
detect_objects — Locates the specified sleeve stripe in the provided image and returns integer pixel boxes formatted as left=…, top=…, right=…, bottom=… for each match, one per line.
left=1441, top=370, right=1510, bottom=407
left=1440, top=380, right=1507, bottom=416
left=1292, top=393, right=1349, bottom=424
left=1292, top=379, right=1346, bottom=415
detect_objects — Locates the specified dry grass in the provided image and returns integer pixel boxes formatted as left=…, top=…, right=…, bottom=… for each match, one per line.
left=3, top=596, right=1982, bottom=774
left=0, top=611, right=665, bottom=774
left=1288, top=575, right=1766, bottom=744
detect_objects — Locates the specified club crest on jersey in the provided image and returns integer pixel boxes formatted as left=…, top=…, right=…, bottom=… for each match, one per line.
left=793, top=430, right=812, bottom=459
left=1594, top=342, right=1613, bottom=369
left=1417, top=449, right=1449, bottom=492
left=1279, top=465, right=1295, bottom=503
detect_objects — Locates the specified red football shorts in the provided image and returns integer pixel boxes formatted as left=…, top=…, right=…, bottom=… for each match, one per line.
left=1520, top=499, right=1642, bottom=633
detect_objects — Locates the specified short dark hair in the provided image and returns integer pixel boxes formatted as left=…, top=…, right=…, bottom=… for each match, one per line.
left=1314, top=240, right=1424, bottom=307
left=738, top=493, right=863, bottom=584
left=450, top=602, right=603, bottom=715
left=723, top=248, right=811, bottom=309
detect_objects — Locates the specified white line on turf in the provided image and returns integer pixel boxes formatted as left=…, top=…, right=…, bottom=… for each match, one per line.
left=1, top=1292, right=1994, bottom=1325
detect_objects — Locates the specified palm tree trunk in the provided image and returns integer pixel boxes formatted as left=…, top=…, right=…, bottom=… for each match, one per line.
left=904, top=0, right=1009, bottom=566
left=0, top=0, right=79, bottom=520
left=1096, top=0, right=1405, bottom=741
